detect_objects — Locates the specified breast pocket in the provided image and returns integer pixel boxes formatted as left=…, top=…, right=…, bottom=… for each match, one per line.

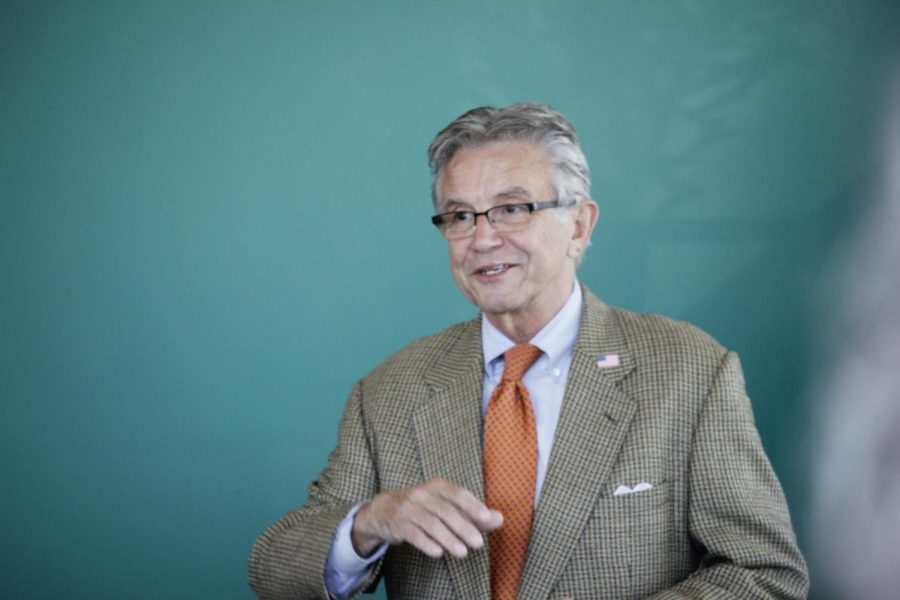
left=578, top=481, right=675, bottom=598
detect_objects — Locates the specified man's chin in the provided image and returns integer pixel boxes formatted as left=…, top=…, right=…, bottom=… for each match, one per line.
left=473, top=296, right=520, bottom=317
left=464, top=281, right=519, bottom=308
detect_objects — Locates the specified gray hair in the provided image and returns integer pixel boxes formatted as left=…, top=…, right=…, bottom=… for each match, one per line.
left=427, top=103, right=591, bottom=210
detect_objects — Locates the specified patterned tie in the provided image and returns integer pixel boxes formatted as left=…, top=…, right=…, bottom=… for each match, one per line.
left=483, top=343, right=543, bottom=600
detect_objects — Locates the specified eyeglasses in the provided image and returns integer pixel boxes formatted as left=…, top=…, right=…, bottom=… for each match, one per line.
left=430, top=200, right=563, bottom=239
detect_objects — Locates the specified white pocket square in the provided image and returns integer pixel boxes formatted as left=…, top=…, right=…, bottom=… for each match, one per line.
left=612, top=482, right=653, bottom=496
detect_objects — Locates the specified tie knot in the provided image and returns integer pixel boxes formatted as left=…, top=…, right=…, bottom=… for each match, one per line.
left=501, top=343, right=543, bottom=382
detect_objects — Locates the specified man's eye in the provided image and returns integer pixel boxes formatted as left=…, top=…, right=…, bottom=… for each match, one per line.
left=501, top=204, right=528, bottom=215
left=452, top=212, right=475, bottom=223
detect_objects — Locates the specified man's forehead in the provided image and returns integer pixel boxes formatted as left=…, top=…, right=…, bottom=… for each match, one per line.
left=439, top=142, right=553, bottom=206
left=447, top=140, right=547, bottom=168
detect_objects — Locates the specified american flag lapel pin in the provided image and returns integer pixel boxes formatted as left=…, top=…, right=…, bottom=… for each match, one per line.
left=596, top=354, right=620, bottom=368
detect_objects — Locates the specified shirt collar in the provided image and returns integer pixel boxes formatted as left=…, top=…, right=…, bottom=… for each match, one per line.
left=482, top=282, right=583, bottom=373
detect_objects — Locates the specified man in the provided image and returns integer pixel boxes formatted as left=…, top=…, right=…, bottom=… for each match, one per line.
left=249, top=103, right=809, bottom=599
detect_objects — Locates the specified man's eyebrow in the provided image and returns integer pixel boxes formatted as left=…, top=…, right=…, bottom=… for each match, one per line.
left=441, top=199, right=469, bottom=211
left=494, top=187, right=533, bottom=201
left=440, top=188, right=533, bottom=211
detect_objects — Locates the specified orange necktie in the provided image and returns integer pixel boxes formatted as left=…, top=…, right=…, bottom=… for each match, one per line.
left=483, top=343, right=543, bottom=600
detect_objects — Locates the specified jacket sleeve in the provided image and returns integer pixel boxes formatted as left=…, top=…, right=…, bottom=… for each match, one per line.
left=647, top=351, right=809, bottom=599
left=248, top=382, right=383, bottom=599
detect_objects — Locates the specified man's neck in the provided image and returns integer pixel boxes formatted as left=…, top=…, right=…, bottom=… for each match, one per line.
left=484, top=282, right=578, bottom=343
left=485, top=314, right=549, bottom=344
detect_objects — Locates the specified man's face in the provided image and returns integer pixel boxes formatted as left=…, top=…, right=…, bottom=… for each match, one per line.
left=438, top=141, right=595, bottom=335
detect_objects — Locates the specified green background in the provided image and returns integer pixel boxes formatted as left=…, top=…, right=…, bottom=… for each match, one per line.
left=2, top=1, right=898, bottom=598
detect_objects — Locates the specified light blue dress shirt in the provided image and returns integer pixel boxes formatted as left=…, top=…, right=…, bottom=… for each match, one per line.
left=480, top=283, right=581, bottom=505
left=324, top=284, right=583, bottom=598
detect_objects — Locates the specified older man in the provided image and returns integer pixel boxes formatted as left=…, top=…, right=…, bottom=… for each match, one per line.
left=249, top=103, right=808, bottom=599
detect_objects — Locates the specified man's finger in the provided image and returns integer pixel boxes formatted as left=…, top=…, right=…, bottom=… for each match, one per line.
left=440, top=504, right=486, bottom=548
left=403, top=526, right=445, bottom=559
left=432, top=480, right=504, bottom=531
left=409, top=510, right=469, bottom=558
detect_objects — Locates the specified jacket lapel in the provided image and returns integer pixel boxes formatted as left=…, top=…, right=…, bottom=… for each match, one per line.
left=413, top=318, right=491, bottom=598
left=518, top=289, right=637, bottom=599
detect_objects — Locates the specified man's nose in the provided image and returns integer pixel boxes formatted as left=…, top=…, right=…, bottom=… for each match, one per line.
left=471, top=213, right=502, bottom=249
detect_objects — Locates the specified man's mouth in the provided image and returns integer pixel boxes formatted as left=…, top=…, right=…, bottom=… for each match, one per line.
left=476, top=264, right=512, bottom=276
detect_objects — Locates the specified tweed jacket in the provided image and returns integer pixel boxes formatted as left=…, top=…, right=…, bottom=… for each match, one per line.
left=249, top=288, right=809, bottom=599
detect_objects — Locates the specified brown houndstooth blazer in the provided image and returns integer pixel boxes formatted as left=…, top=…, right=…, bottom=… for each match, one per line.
left=249, top=287, right=809, bottom=599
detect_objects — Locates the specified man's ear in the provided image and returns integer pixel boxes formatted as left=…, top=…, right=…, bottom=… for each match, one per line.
left=567, top=200, right=600, bottom=259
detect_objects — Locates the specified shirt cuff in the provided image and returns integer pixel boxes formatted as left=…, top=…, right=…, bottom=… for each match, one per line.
left=324, top=503, right=387, bottom=598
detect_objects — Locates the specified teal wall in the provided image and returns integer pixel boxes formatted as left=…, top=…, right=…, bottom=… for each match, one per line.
left=2, top=2, right=898, bottom=598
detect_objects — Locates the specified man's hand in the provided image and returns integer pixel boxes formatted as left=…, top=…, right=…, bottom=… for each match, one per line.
left=351, top=478, right=503, bottom=559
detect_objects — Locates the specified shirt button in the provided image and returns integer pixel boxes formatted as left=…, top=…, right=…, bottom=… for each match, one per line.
left=552, top=368, right=561, bottom=377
